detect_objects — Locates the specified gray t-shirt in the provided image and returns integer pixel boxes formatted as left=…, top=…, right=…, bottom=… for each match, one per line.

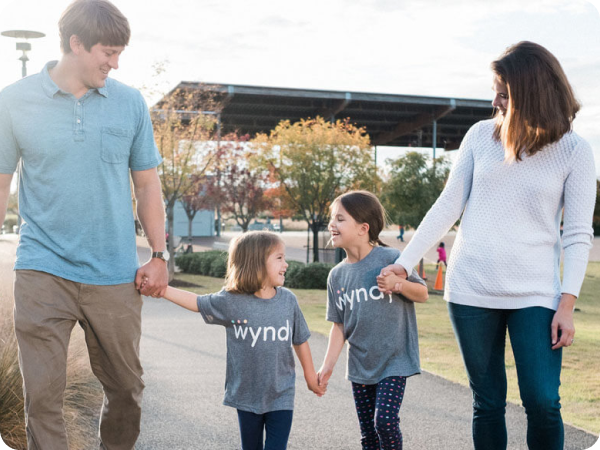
left=197, top=287, right=311, bottom=414
left=326, top=246, right=425, bottom=384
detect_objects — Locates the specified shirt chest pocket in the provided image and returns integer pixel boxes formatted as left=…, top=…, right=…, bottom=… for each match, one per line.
left=101, top=127, right=133, bottom=164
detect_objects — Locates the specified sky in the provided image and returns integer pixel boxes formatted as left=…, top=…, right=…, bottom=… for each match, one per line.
left=1, top=0, right=600, bottom=175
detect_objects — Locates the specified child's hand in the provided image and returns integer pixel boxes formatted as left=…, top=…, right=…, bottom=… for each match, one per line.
left=317, top=365, right=333, bottom=390
left=376, top=272, right=403, bottom=294
left=306, top=371, right=326, bottom=397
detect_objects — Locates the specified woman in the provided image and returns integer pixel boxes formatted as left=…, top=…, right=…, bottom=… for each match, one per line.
left=378, top=41, right=596, bottom=450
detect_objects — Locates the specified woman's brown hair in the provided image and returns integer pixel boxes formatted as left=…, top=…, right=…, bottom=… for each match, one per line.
left=59, top=0, right=130, bottom=53
left=225, top=231, right=285, bottom=294
left=331, top=190, right=389, bottom=247
left=491, top=41, right=580, bottom=162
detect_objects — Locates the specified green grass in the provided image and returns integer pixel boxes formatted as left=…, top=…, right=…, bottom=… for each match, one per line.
left=175, top=261, right=600, bottom=434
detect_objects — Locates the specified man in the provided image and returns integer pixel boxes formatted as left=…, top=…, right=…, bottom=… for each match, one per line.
left=0, top=0, right=168, bottom=448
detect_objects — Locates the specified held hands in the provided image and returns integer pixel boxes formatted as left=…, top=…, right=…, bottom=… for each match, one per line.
left=316, top=365, right=333, bottom=392
left=551, top=293, right=577, bottom=350
left=135, top=258, right=168, bottom=298
left=377, top=264, right=408, bottom=295
left=306, top=370, right=327, bottom=397
left=376, top=272, right=406, bottom=294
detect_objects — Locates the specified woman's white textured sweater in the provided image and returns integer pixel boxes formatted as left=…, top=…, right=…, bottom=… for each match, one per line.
left=396, top=119, right=597, bottom=310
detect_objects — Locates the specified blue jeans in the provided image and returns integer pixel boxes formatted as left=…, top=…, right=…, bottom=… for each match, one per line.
left=448, top=303, right=563, bottom=450
left=237, top=409, right=294, bottom=450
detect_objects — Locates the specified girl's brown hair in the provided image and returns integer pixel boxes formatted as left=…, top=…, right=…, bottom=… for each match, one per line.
left=225, top=231, right=285, bottom=294
left=59, top=0, right=130, bottom=54
left=491, top=41, right=580, bottom=162
left=331, top=190, right=389, bottom=247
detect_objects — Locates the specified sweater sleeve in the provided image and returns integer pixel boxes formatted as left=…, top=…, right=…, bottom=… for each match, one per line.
left=561, top=139, right=596, bottom=297
left=395, top=121, right=478, bottom=270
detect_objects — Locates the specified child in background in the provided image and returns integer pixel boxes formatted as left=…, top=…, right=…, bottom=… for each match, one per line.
left=317, top=191, right=428, bottom=450
left=437, top=242, right=447, bottom=267
left=153, top=231, right=325, bottom=450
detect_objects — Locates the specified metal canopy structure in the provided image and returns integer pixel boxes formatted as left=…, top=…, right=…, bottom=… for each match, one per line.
left=165, top=82, right=494, bottom=150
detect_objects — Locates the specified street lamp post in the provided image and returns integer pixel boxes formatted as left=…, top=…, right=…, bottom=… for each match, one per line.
left=1, top=29, right=45, bottom=78
left=2, top=29, right=45, bottom=233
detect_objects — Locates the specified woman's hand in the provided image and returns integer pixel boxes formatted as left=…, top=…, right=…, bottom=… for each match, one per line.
left=377, top=264, right=408, bottom=294
left=551, top=293, right=577, bottom=350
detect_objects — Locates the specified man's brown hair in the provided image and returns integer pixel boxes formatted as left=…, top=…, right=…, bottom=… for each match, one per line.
left=491, top=41, right=580, bottom=162
left=59, top=0, right=130, bottom=53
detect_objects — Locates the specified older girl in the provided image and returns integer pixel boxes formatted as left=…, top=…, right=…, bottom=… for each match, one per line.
left=318, top=190, right=428, bottom=450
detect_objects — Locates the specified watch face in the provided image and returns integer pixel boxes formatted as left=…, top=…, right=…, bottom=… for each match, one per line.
left=163, top=250, right=170, bottom=262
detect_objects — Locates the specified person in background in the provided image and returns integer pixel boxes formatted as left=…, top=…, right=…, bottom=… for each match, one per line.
left=436, top=242, right=447, bottom=267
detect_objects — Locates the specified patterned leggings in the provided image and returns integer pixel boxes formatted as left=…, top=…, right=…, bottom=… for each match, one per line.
left=351, top=376, right=407, bottom=450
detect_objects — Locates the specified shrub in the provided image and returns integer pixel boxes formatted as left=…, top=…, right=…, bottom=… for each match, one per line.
left=209, top=256, right=228, bottom=278
left=593, top=220, right=600, bottom=237
left=176, top=251, right=228, bottom=278
left=284, top=261, right=306, bottom=288
left=174, top=253, right=194, bottom=273
left=285, top=262, right=333, bottom=290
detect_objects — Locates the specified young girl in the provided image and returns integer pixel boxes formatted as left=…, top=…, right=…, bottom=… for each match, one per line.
left=436, top=242, right=447, bottom=267
left=154, top=231, right=325, bottom=450
left=317, top=191, right=428, bottom=450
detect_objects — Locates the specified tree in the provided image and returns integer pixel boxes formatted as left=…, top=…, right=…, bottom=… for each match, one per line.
left=152, top=87, right=219, bottom=280
left=255, top=117, right=375, bottom=262
left=180, top=173, right=219, bottom=248
left=382, top=151, right=450, bottom=228
left=219, top=134, right=272, bottom=232
left=381, top=151, right=451, bottom=274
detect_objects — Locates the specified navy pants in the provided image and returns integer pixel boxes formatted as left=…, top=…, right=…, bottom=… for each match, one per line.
left=352, top=376, right=407, bottom=450
left=237, top=409, right=294, bottom=450
left=448, top=303, right=563, bottom=450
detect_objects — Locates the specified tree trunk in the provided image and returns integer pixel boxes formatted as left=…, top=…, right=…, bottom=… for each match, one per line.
left=166, top=203, right=175, bottom=282
left=312, top=222, right=320, bottom=263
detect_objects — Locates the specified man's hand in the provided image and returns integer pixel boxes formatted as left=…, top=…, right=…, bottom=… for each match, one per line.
left=377, top=264, right=408, bottom=294
left=135, top=258, right=168, bottom=298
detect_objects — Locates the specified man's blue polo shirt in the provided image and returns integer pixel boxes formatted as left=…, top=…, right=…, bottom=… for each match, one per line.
left=0, top=61, right=162, bottom=285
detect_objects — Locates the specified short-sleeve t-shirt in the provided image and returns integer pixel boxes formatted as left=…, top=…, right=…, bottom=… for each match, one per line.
left=197, top=287, right=311, bottom=414
left=0, top=61, right=161, bottom=285
left=326, top=246, right=425, bottom=384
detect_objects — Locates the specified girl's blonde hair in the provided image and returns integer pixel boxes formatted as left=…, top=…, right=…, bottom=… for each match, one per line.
left=491, top=41, right=580, bottom=162
left=225, top=231, right=285, bottom=294
left=330, top=190, right=389, bottom=247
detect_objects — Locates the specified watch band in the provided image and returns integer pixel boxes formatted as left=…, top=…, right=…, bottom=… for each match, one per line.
left=151, top=251, right=169, bottom=262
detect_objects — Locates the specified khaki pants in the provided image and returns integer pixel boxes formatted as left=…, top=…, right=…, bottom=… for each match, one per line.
left=13, top=270, right=145, bottom=450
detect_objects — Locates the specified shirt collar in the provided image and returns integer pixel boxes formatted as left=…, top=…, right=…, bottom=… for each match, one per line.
left=41, top=60, right=109, bottom=99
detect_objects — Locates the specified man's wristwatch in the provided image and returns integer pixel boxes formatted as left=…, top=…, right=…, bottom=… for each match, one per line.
left=151, top=250, right=170, bottom=263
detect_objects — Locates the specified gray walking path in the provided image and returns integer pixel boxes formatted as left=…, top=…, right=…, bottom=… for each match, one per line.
left=0, top=235, right=598, bottom=449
